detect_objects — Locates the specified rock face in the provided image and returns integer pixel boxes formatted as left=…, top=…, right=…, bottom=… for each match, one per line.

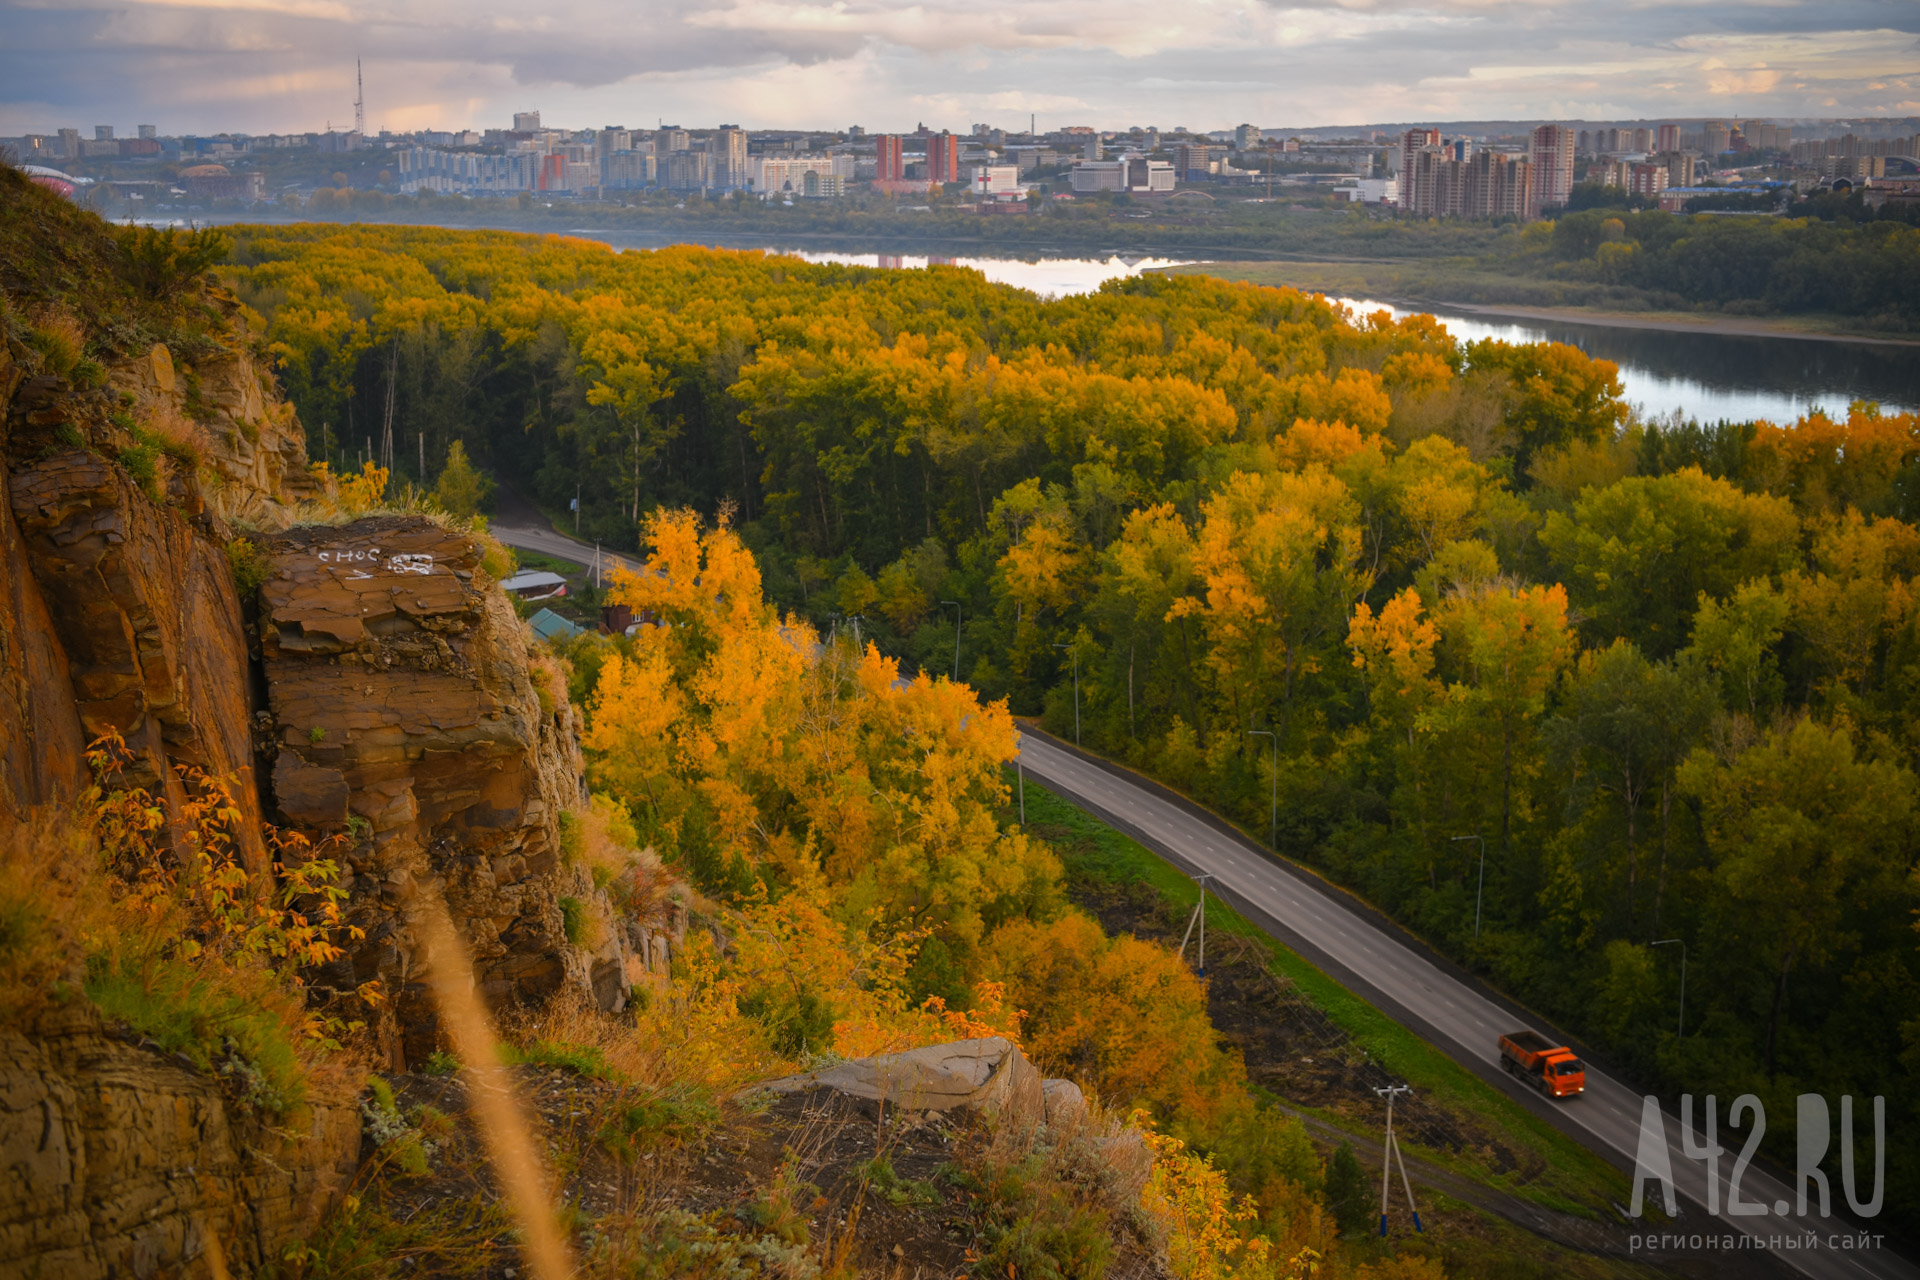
left=257, top=516, right=623, bottom=1068
left=0, top=339, right=267, bottom=858
left=110, top=331, right=322, bottom=527
left=0, top=1003, right=360, bottom=1280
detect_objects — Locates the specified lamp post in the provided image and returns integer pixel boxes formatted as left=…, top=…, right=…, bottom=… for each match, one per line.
left=941, top=600, right=962, bottom=680
left=1651, top=938, right=1687, bottom=1038
left=1451, top=834, right=1487, bottom=938
left=1248, top=728, right=1277, bottom=849
left=1052, top=642, right=1080, bottom=745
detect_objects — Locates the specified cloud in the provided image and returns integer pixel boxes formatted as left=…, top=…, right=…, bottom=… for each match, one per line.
left=0, top=0, right=1914, bottom=134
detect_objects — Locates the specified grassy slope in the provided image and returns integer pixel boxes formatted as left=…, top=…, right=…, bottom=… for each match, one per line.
left=1013, top=774, right=1631, bottom=1220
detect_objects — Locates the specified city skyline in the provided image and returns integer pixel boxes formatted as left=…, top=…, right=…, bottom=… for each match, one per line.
left=2, top=0, right=1916, bottom=137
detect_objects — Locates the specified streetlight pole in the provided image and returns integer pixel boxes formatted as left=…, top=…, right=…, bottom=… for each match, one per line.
left=1248, top=729, right=1276, bottom=849
left=1451, top=834, right=1487, bottom=938
left=941, top=600, right=962, bottom=680
left=1651, top=938, right=1687, bottom=1038
left=1052, top=642, right=1080, bottom=745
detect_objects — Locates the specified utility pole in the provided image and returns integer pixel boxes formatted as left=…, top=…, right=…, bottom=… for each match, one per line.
left=1651, top=938, right=1687, bottom=1038
left=1015, top=755, right=1026, bottom=824
left=1177, top=873, right=1214, bottom=976
left=941, top=600, right=962, bottom=680
left=1052, top=642, right=1080, bottom=745
left=574, top=482, right=581, bottom=534
left=418, top=431, right=425, bottom=486
left=1248, top=728, right=1277, bottom=848
left=1374, top=1084, right=1422, bottom=1236
left=1452, top=833, right=1487, bottom=938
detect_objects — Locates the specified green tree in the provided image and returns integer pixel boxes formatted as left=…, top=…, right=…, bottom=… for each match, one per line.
left=1323, top=1141, right=1374, bottom=1237
left=1679, top=718, right=1918, bottom=1077
left=433, top=439, right=494, bottom=518
left=1540, top=467, right=1799, bottom=655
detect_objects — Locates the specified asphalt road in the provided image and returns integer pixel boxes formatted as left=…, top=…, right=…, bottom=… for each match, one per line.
left=491, top=522, right=641, bottom=581
left=1014, top=726, right=1911, bottom=1280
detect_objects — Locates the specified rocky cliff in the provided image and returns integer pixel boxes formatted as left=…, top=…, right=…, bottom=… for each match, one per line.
left=0, top=171, right=616, bottom=1275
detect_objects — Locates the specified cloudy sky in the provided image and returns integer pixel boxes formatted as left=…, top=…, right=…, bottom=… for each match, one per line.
left=3, top=0, right=1917, bottom=136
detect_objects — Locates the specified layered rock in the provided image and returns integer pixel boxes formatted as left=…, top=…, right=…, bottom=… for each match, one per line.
left=256, top=516, right=623, bottom=1067
left=0, top=1003, right=360, bottom=1280
left=0, top=340, right=265, bottom=858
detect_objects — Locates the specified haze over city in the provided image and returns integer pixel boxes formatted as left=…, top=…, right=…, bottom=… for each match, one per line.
left=2, top=0, right=1917, bottom=135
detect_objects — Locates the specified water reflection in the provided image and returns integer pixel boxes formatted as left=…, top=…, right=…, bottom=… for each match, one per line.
left=1332, top=298, right=1918, bottom=423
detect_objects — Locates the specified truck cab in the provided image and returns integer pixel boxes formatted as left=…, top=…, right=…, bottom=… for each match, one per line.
left=1499, top=1030, right=1586, bottom=1098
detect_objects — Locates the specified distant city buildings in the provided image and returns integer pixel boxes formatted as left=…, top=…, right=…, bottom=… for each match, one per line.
left=11, top=106, right=1916, bottom=215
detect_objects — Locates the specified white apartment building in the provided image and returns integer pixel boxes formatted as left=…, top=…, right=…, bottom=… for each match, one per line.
left=752, top=154, right=855, bottom=194
left=1069, top=157, right=1175, bottom=194
left=969, top=165, right=1021, bottom=195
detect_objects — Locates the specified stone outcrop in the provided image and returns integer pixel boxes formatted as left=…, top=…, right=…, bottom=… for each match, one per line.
left=256, top=516, right=624, bottom=1068
left=0, top=1003, right=360, bottom=1280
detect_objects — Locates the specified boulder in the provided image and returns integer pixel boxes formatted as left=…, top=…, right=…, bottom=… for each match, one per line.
left=756, top=1037, right=1070, bottom=1129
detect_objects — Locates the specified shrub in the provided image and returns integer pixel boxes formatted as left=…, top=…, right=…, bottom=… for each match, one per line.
left=227, top=536, right=271, bottom=599
left=501, top=1037, right=619, bottom=1081
left=558, top=895, right=587, bottom=945
left=116, top=440, right=166, bottom=503
left=596, top=1086, right=720, bottom=1161
left=119, top=224, right=231, bottom=301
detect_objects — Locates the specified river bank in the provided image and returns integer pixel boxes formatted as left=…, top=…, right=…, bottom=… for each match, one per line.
left=1162, top=260, right=1920, bottom=346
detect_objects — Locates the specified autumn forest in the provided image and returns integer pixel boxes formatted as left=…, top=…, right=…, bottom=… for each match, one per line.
left=224, top=222, right=1920, bottom=1223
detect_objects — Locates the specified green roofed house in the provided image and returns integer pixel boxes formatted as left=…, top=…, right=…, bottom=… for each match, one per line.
left=527, top=607, right=582, bottom=643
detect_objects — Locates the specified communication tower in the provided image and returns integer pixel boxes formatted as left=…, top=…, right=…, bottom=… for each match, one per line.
left=354, top=60, right=365, bottom=137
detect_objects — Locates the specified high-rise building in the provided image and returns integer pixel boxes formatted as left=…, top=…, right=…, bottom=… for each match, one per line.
left=1233, top=123, right=1260, bottom=150
left=875, top=135, right=904, bottom=182
left=513, top=111, right=542, bottom=133
left=926, top=131, right=959, bottom=185
left=714, top=125, right=749, bottom=189
left=94, top=125, right=114, bottom=142
left=1655, top=124, right=1680, bottom=153
left=57, top=127, right=79, bottom=159
left=658, top=127, right=690, bottom=155
left=1528, top=124, right=1575, bottom=216
left=138, top=124, right=157, bottom=140
left=1703, top=122, right=1731, bottom=155
left=1397, top=128, right=1442, bottom=212
left=1628, top=163, right=1670, bottom=199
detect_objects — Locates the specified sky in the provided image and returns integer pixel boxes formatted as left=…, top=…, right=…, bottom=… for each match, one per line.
left=3, top=0, right=1917, bottom=137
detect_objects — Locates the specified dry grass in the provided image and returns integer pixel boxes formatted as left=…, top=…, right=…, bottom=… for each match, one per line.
left=141, top=398, right=214, bottom=467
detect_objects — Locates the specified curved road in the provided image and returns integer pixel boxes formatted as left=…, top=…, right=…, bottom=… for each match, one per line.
left=1015, top=726, right=1910, bottom=1280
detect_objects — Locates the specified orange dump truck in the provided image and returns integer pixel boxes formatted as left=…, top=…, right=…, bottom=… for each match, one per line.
left=1499, top=1030, right=1586, bottom=1098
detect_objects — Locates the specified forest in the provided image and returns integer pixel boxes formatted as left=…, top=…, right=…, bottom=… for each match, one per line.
left=227, top=180, right=1920, bottom=327
left=222, top=221, right=1920, bottom=1225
